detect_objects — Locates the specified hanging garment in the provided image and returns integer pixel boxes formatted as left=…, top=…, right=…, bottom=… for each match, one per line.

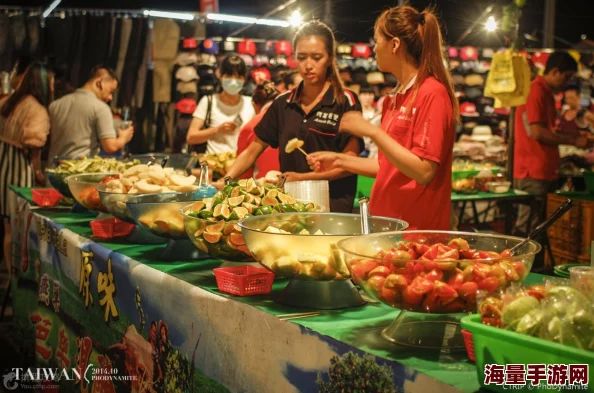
left=152, top=19, right=180, bottom=103
left=68, top=15, right=88, bottom=87
left=111, top=17, right=132, bottom=108
left=118, top=18, right=147, bottom=108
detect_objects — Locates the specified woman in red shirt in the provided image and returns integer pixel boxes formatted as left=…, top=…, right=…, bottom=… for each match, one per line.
left=236, top=81, right=281, bottom=179
left=308, top=5, right=459, bottom=229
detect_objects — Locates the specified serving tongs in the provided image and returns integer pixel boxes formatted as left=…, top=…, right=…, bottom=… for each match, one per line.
left=510, top=198, right=575, bottom=256
left=358, top=197, right=380, bottom=304
left=276, top=174, right=288, bottom=189
left=146, top=155, right=169, bottom=168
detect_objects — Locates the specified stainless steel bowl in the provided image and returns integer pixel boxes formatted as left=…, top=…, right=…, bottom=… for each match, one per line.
left=97, top=185, right=151, bottom=223
left=66, top=173, right=118, bottom=212
left=126, top=193, right=199, bottom=239
left=239, top=212, right=409, bottom=281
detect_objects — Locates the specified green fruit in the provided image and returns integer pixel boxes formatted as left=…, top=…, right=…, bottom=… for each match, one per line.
left=229, top=207, right=248, bottom=221
left=228, top=195, right=245, bottom=207
left=279, top=204, right=295, bottom=213
left=223, top=185, right=234, bottom=195
left=262, top=196, right=279, bottom=206
left=198, top=210, right=214, bottom=219
left=293, top=202, right=306, bottom=212
left=213, top=203, right=231, bottom=219
left=266, top=189, right=278, bottom=199
left=230, top=186, right=242, bottom=198
left=258, top=206, right=273, bottom=215
left=277, top=192, right=295, bottom=204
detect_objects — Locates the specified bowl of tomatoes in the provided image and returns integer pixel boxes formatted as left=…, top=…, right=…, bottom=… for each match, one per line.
left=66, top=173, right=119, bottom=213
left=338, top=231, right=541, bottom=314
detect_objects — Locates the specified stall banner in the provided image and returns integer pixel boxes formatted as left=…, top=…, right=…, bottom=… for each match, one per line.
left=7, top=193, right=440, bottom=393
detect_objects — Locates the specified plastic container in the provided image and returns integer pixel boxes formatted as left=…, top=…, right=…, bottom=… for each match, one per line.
left=31, top=189, right=62, bottom=207
left=569, top=266, right=594, bottom=301
left=460, top=314, right=594, bottom=393
left=284, top=181, right=330, bottom=211
left=91, top=218, right=135, bottom=239
left=461, top=329, right=475, bottom=362
left=213, top=265, right=274, bottom=296
left=485, top=181, right=511, bottom=194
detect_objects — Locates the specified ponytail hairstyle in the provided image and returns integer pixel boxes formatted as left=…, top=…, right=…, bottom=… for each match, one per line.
left=293, top=20, right=346, bottom=104
left=375, top=5, right=460, bottom=123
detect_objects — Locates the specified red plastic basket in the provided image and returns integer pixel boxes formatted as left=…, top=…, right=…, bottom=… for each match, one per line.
left=90, top=218, right=135, bottom=239
left=32, top=189, right=62, bottom=207
left=461, top=329, right=475, bottom=362
left=213, top=266, right=274, bottom=296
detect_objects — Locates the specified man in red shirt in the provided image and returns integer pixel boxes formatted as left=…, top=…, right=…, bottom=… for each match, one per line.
left=514, top=52, right=591, bottom=235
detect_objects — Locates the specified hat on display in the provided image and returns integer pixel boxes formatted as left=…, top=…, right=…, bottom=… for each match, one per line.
left=182, top=38, right=198, bottom=50
left=463, top=86, right=483, bottom=100
left=352, top=43, right=372, bottom=59
left=369, top=58, right=378, bottom=71
left=198, top=53, right=217, bottom=67
left=470, top=125, right=493, bottom=142
left=337, top=44, right=352, bottom=55
left=264, top=41, right=276, bottom=57
left=447, top=47, right=459, bottom=59
left=275, top=40, right=293, bottom=56
left=366, top=71, right=385, bottom=85
left=482, top=48, right=495, bottom=59
left=175, top=52, right=199, bottom=66
left=477, top=96, right=495, bottom=106
left=286, top=55, right=297, bottom=69
left=201, top=38, right=219, bottom=55
left=352, top=69, right=368, bottom=86
left=460, top=46, right=479, bottom=61
left=337, top=58, right=351, bottom=71
left=238, top=39, right=257, bottom=56
left=353, top=58, right=372, bottom=71
left=460, top=101, right=480, bottom=117
left=239, top=54, right=254, bottom=68
left=531, top=51, right=550, bottom=70
left=449, top=59, right=461, bottom=70
left=175, top=66, right=199, bottom=82
left=473, top=61, right=490, bottom=74
left=455, top=90, right=465, bottom=99
left=177, top=81, right=198, bottom=94
left=270, top=55, right=287, bottom=68
left=198, top=84, right=216, bottom=96
left=452, top=74, right=465, bottom=86
left=254, top=54, right=270, bottom=68
left=464, top=74, right=485, bottom=86
left=494, top=107, right=511, bottom=116
left=175, top=98, right=197, bottom=114
left=197, top=65, right=217, bottom=83
left=383, top=73, right=398, bottom=86
left=223, top=40, right=235, bottom=53
left=251, top=67, right=272, bottom=83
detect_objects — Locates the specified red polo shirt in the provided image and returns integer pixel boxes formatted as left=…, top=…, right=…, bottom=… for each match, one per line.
left=236, top=105, right=280, bottom=179
left=369, top=76, right=455, bottom=230
left=514, top=76, right=559, bottom=181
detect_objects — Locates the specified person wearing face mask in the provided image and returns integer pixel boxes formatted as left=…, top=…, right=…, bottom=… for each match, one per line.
left=222, top=21, right=363, bottom=213
left=186, top=55, right=255, bottom=154
left=48, top=65, right=134, bottom=159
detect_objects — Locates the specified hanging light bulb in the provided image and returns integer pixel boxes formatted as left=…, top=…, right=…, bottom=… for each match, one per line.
left=289, top=9, right=303, bottom=27
left=485, top=16, right=497, bottom=32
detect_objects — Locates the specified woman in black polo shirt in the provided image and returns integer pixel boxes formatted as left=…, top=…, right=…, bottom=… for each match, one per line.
left=223, top=21, right=363, bottom=212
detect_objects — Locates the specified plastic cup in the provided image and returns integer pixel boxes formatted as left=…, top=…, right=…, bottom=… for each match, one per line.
left=284, top=180, right=330, bottom=211
left=569, top=266, right=594, bottom=301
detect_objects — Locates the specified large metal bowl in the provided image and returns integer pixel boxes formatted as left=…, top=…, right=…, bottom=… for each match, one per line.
left=47, top=171, right=73, bottom=198
left=66, top=173, right=118, bottom=212
left=239, top=213, right=409, bottom=281
left=126, top=193, right=200, bottom=239
left=97, top=185, right=152, bottom=223
left=130, top=153, right=198, bottom=172
left=338, top=231, right=541, bottom=314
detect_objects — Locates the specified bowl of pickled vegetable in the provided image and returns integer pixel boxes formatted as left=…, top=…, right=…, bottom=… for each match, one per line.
left=47, top=156, right=140, bottom=199
left=66, top=173, right=119, bottom=212
left=182, top=178, right=322, bottom=261
left=337, top=231, right=541, bottom=313
left=239, top=213, right=408, bottom=280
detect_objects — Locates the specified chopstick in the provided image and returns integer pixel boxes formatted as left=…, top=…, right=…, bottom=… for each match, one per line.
left=277, top=311, right=321, bottom=321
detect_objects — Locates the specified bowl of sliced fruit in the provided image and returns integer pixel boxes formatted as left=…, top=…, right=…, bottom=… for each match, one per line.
left=66, top=173, right=119, bottom=212
left=182, top=177, right=319, bottom=262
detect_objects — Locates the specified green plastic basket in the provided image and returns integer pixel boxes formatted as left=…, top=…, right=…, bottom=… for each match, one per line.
left=452, top=168, right=501, bottom=182
left=460, top=314, right=594, bottom=393
left=580, top=171, right=594, bottom=194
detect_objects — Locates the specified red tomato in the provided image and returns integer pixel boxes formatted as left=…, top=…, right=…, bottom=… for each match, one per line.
left=410, top=277, right=435, bottom=295
left=384, top=274, right=408, bottom=290
left=433, top=281, right=458, bottom=303
left=526, top=285, right=547, bottom=300
left=447, top=270, right=464, bottom=289
left=366, top=276, right=386, bottom=296
left=460, top=249, right=477, bottom=259
left=404, top=261, right=415, bottom=276
left=423, top=261, right=437, bottom=272
left=478, top=276, right=500, bottom=292
left=350, top=260, right=378, bottom=281
left=481, top=317, right=502, bottom=327
left=402, top=286, right=423, bottom=305
left=448, top=238, right=470, bottom=251
left=425, top=269, right=444, bottom=282
left=413, top=243, right=430, bottom=256
left=421, top=292, right=441, bottom=313
left=500, top=249, right=511, bottom=258
left=511, top=261, right=526, bottom=278
left=381, top=287, right=400, bottom=305
left=441, top=299, right=466, bottom=313
left=413, top=262, right=425, bottom=275
left=369, top=266, right=391, bottom=278
left=472, top=262, right=492, bottom=280
left=458, top=281, right=479, bottom=302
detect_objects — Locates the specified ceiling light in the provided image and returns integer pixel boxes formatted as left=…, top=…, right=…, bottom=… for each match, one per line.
left=42, top=0, right=62, bottom=18
left=485, top=16, right=497, bottom=32
left=289, top=10, right=302, bottom=27
left=143, top=10, right=195, bottom=20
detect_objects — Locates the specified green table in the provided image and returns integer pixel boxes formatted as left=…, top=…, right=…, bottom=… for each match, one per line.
left=452, top=189, right=538, bottom=234
left=8, top=187, right=548, bottom=392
